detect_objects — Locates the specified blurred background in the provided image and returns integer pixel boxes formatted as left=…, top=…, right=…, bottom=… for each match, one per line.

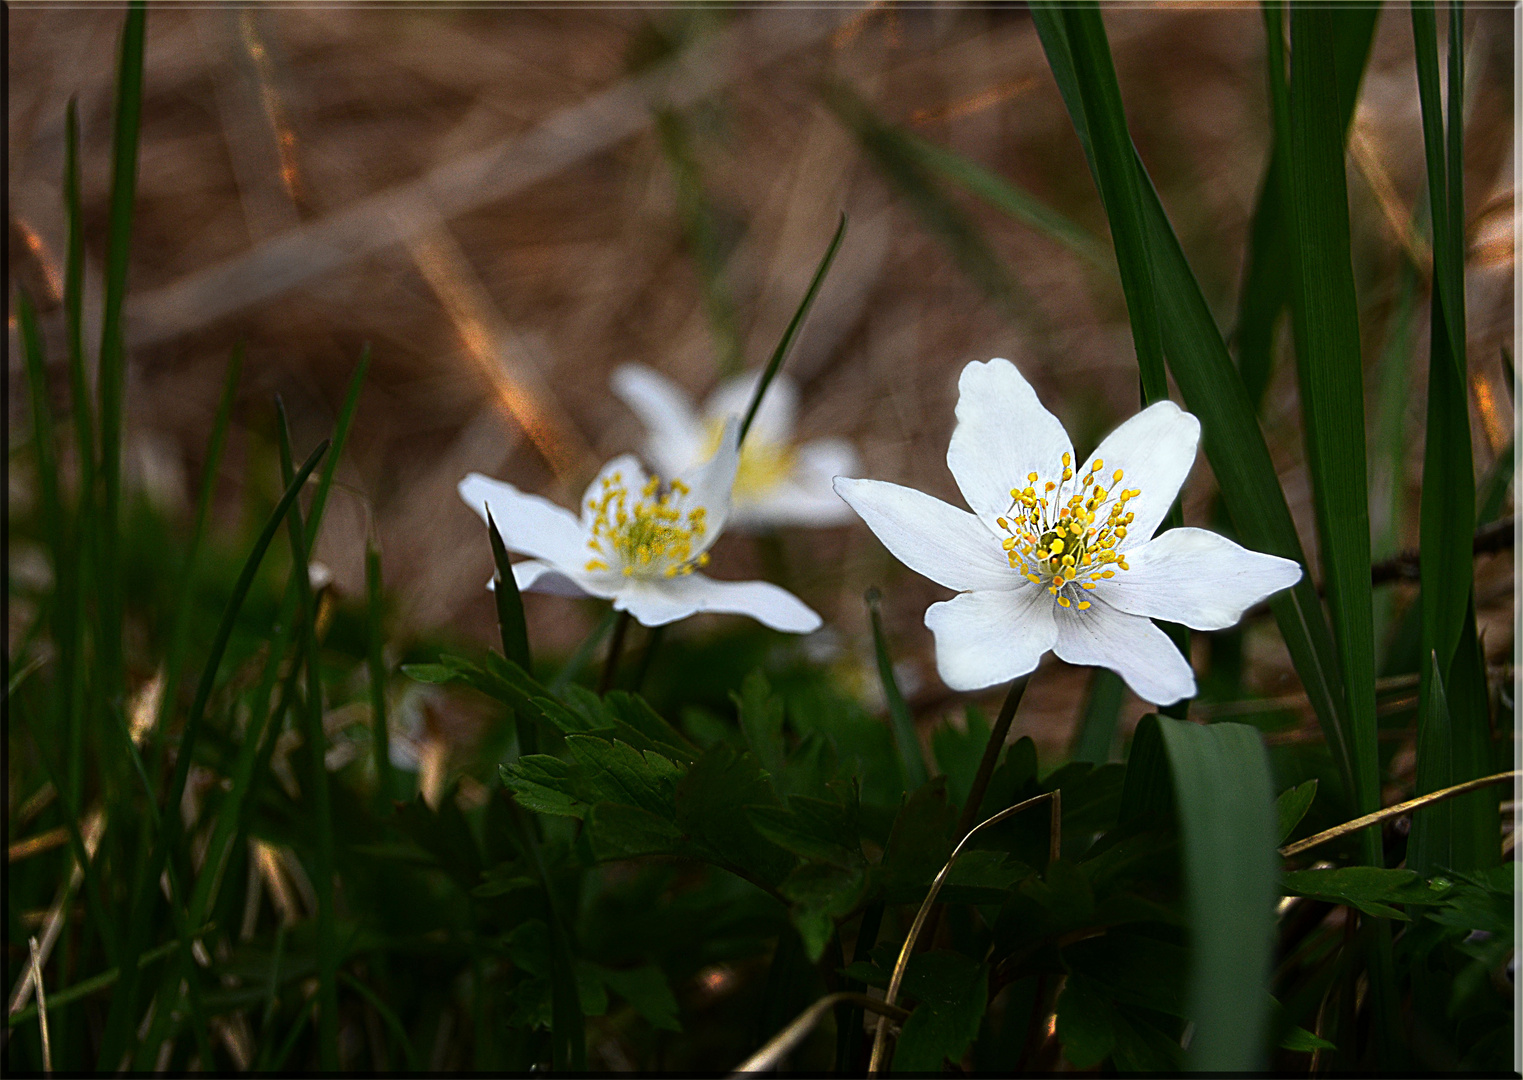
left=8, top=3, right=1515, bottom=765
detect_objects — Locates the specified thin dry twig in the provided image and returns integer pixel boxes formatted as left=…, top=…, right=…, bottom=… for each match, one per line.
left=1280, top=770, right=1521, bottom=859
left=729, top=992, right=910, bottom=1074
left=29, top=936, right=51, bottom=1074
left=868, top=789, right=1061, bottom=1076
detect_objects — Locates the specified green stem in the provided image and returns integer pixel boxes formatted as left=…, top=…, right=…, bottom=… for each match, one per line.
left=597, top=611, right=633, bottom=696
left=955, top=675, right=1030, bottom=839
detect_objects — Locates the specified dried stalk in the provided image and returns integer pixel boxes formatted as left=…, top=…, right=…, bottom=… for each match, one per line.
left=1280, top=770, right=1521, bottom=859
left=728, top=992, right=909, bottom=1074
left=29, top=937, right=51, bottom=1073
left=867, top=790, right=1061, bottom=1076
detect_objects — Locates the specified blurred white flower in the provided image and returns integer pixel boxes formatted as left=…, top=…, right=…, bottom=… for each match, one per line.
left=834, top=358, right=1301, bottom=705
left=459, top=418, right=820, bottom=632
left=612, top=364, right=857, bottom=530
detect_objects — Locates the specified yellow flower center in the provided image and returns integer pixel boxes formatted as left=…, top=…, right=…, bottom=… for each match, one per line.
left=703, top=419, right=796, bottom=502
left=995, top=453, right=1139, bottom=611
left=584, top=471, right=710, bottom=579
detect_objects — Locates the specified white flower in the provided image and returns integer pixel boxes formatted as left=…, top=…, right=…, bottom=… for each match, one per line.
left=833, top=358, right=1302, bottom=705
left=611, top=364, right=858, bottom=529
left=458, top=419, right=821, bottom=633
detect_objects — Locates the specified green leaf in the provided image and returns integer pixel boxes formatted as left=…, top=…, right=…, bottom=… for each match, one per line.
left=739, top=211, right=847, bottom=444
left=931, top=706, right=991, bottom=811
left=1156, top=718, right=1276, bottom=1071
left=501, top=755, right=589, bottom=819
left=393, top=790, right=484, bottom=893
left=748, top=795, right=862, bottom=867
left=1116, top=714, right=1171, bottom=823
left=366, top=542, right=395, bottom=808
left=586, top=802, right=690, bottom=861
left=1281, top=867, right=1452, bottom=920
left=564, top=735, right=682, bottom=820
left=865, top=589, right=929, bottom=791
left=780, top=862, right=868, bottom=962
left=1071, top=670, right=1125, bottom=764
left=880, top=778, right=955, bottom=898
left=1280, top=1025, right=1337, bottom=1053
left=602, top=692, right=698, bottom=763
left=1064, top=932, right=1187, bottom=1017
left=1275, top=779, right=1318, bottom=845
left=733, top=668, right=786, bottom=784
left=599, top=964, right=683, bottom=1032
left=892, top=951, right=989, bottom=1073
left=1056, top=972, right=1116, bottom=1068
left=675, top=744, right=798, bottom=889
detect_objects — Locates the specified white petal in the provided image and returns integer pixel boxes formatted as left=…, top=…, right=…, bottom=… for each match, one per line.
left=706, top=371, right=798, bottom=446
left=624, top=572, right=822, bottom=632
left=677, top=417, right=739, bottom=552
left=834, top=477, right=1017, bottom=592
left=1080, top=399, right=1200, bottom=546
left=507, top=559, right=593, bottom=598
left=946, top=358, right=1075, bottom=531
left=924, top=585, right=1058, bottom=691
left=458, top=473, right=586, bottom=568
left=579, top=454, right=649, bottom=531
left=1052, top=599, right=1196, bottom=706
left=730, top=439, right=862, bottom=528
left=1094, top=527, right=1302, bottom=630
left=610, top=364, right=706, bottom=475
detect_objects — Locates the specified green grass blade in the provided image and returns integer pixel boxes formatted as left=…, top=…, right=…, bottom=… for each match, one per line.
left=367, top=540, right=397, bottom=808
left=865, top=588, right=928, bottom=791
left=1031, top=2, right=1353, bottom=803
left=306, top=344, right=371, bottom=543
left=509, top=805, right=586, bottom=1070
left=549, top=609, right=619, bottom=697
left=882, top=126, right=1110, bottom=270
left=338, top=973, right=422, bottom=1070
left=1070, top=669, right=1125, bottom=764
left=1284, top=5, right=1379, bottom=817
left=739, top=212, right=847, bottom=446
left=5, top=934, right=196, bottom=1028
left=1476, top=441, right=1513, bottom=525
left=155, top=344, right=243, bottom=763
left=94, top=1, right=146, bottom=698
left=1156, top=718, right=1276, bottom=1071
left=1060, top=4, right=1167, bottom=405
left=486, top=510, right=532, bottom=673
left=63, top=98, right=94, bottom=486
left=17, top=292, right=65, bottom=583
left=1408, top=651, right=1455, bottom=873
left=98, top=437, right=328, bottom=1068
left=655, top=108, right=743, bottom=377
left=1235, top=4, right=1378, bottom=410
left=487, top=509, right=536, bottom=758
left=276, top=399, right=340, bottom=1071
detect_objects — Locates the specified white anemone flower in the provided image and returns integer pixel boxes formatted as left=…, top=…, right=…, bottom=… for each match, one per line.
left=458, top=419, right=821, bottom=633
left=611, top=364, right=858, bottom=529
left=833, top=358, right=1302, bottom=705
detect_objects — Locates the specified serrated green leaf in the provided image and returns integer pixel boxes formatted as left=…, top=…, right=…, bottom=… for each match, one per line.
left=676, top=744, right=797, bottom=889
left=586, top=802, right=690, bottom=862
left=733, top=668, right=786, bottom=783
left=931, top=706, right=991, bottom=812
left=1282, top=867, right=1451, bottom=921
left=748, top=794, right=861, bottom=867
left=401, top=662, right=456, bottom=685
left=781, top=862, right=868, bottom=962
left=880, top=778, right=955, bottom=896
left=599, top=964, right=682, bottom=1032
left=1056, top=972, right=1116, bottom=1069
left=603, top=691, right=699, bottom=762
left=892, top=951, right=988, bottom=1073
left=564, top=735, right=681, bottom=819
left=501, top=755, right=589, bottom=819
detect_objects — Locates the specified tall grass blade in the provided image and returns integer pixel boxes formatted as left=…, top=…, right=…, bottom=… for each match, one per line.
left=1031, top=2, right=1353, bottom=804
left=367, top=540, right=396, bottom=807
left=1410, top=1, right=1495, bottom=877
left=739, top=212, right=847, bottom=445
left=1070, top=669, right=1125, bottom=764
left=17, top=293, right=64, bottom=588
left=98, top=437, right=328, bottom=1068
left=874, top=124, right=1110, bottom=270
left=306, top=344, right=371, bottom=542
left=655, top=108, right=743, bottom=376
left=154, top=344, right=243, bottom=765
left=1235, top=4, right=1378, bottom=410
left=1059, top=4, right=1166, bottom=404
left=95, top=1, right=146, bottom=698
left=865, top=588, right=928, bottom=791
left=1284, top=5, right=1379, bottom=818
left=487, top=509, right=536, bottom=758
left=276, top=399, right=340, bottom=1070
left=1156, top=718, right=1276, bottom=1071
left=510, top=805, right=586, bottom=1070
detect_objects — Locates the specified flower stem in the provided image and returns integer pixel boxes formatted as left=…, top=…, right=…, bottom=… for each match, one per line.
left=955, top=674, right=1031, bottom=840
left=631, top=624, right=665, bottom=693
left=597, top=610, right=632, bottom=695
